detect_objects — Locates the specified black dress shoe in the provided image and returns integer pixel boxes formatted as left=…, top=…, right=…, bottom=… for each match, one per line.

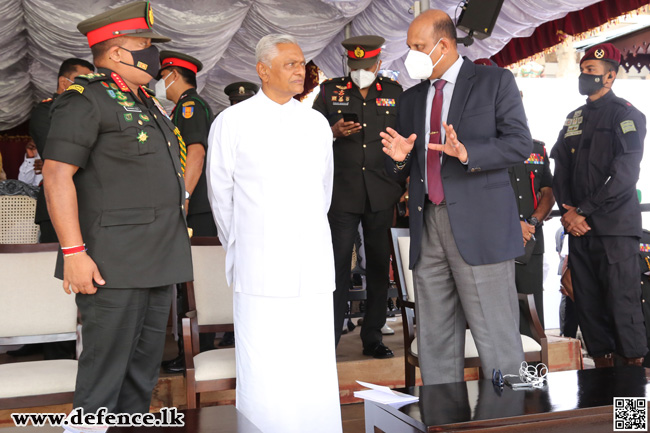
left=363, top=343, right=394, bottom=359
left=161, top=354, right=185, bottom=373
left=7, top=344, right=43, bottom=357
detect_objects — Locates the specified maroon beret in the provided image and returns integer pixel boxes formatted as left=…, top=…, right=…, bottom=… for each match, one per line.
left=473, top=58, right=497, bottom=67
left=580, top=43, right=622, bottom=67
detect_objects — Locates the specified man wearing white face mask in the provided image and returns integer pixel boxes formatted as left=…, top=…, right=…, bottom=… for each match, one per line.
left=381, top=10, right=532, bottom=385
left=313, top=35, right=403, bottom=358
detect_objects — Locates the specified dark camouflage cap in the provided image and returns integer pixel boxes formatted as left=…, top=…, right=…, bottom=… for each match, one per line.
left=78, top=1, right=171, bottom=47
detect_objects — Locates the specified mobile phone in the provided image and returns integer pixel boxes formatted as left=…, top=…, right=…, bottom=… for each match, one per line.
left=504, top=376, right=529, bottom=389
left=342, top=113, right=359, bottom=123
left=397, top=201, right=407, bottom=217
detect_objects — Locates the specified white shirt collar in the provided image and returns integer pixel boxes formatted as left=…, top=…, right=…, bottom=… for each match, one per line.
left=430, top=54, right=463, bottom=86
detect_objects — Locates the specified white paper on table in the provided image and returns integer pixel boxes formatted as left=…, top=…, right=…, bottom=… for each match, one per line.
left=354, top=381, right=419, bottom=405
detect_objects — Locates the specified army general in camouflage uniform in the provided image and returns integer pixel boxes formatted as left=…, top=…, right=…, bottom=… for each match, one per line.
left=42, top=2, right=192, bottom=413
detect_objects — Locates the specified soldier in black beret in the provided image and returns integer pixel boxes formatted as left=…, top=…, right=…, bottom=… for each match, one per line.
left=42, top=1, right=192, bottom=413
left=224, top=81, right=259, bottom=105
left=313, top=35, right=403, bottom=359
left=551, top=42, right=647, bottom=367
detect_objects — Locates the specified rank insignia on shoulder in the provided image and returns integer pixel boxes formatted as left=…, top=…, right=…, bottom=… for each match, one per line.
left=137, top=131, right=148, bottom=143
left=376, top=98, right=395, bottom=107
left=124, top=113, right=133, bottom=122
left=620, top=120, right=636, bottom=134
left=67, top=84, right=85, bottom=94
left=182, top=105, right=194, bottom=119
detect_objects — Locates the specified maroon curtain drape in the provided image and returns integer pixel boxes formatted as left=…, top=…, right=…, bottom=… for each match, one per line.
left=493, top=0, right=649, bottom=67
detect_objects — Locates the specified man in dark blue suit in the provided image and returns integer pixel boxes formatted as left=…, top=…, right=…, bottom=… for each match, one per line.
left=381, top=9, right=532, bottom=385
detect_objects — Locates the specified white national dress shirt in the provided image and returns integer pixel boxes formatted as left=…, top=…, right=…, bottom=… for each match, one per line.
left=206, top=89, right=335, bottom=297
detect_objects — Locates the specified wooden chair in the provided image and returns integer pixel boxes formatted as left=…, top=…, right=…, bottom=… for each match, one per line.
left=390, top=228, right=549, bottom=387
left=0, top=180, right=40, bottom=244
left=0, top=243, right=78, bottom=409
left=182, top=236, right=236, bottom=409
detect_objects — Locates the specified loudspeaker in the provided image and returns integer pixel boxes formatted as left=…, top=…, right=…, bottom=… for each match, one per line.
left=456, top=0, right=504, bottom=40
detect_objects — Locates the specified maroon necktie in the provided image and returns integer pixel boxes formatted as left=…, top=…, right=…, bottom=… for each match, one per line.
left=427, top=79, right=446, bottom=204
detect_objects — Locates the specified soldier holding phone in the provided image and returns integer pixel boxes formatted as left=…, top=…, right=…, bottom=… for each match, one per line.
left=313, top=35, right=402, bottom=358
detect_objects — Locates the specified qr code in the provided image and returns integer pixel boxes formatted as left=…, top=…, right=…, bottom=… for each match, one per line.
left=614, top=397, right=647, bottom=431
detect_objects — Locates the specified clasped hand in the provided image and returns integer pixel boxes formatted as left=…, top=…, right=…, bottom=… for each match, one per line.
left=561, top=204, right=591, bottom=237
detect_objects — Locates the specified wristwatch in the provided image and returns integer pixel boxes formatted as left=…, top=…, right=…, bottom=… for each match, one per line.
left=527, top=216, right=539, bottom=227
left=185, top=191, right=191, bottom=200
left=575, top=207, right=586, bottom=217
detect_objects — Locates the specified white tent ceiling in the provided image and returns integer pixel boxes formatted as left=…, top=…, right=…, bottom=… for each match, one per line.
left=0, top=0, right=601, bottom=130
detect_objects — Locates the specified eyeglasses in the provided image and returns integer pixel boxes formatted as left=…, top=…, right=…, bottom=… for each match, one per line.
left=492, top=369, right=503, bottom=388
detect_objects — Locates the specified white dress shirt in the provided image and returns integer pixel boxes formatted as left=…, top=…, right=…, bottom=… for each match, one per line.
left=17, top=153, right=43, bottom=187
left=206, top=89, right=335, bottom=297
left=424, top=54, right=464, bottom=194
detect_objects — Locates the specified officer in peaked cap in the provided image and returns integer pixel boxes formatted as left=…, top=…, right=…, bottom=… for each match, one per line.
left=42, top=1, right=192, bottom=414
left=224, top=81, right=259, bottom=105
left=156, top=50, right=218, bottom=373
left=313, top=35, right=402, bottom=359
left=551, top=42, right=647, bottom=368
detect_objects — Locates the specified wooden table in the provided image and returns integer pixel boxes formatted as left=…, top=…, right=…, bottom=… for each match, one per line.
left=364, top=366, right=649, bottom=432
left=110, top=405, right=261, bottom=433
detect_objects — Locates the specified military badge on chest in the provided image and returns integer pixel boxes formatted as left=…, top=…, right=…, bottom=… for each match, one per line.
left=332, top=85, right=350, bottom=106
left=564, top=110, right=583, bottom=138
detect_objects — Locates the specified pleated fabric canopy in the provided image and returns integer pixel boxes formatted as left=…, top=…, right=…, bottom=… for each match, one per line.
left=0, top=0, right=630, bottom=130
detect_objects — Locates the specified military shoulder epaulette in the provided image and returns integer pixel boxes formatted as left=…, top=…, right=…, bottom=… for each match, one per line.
left=613, top=96, right=636, bottom=110
left=76, top=73, right=108, bottom=82
left=140, top=85, right=154, bottom=97
left=378, top=76, right=401, bottom=86
left=40, top=97, right=53, bottom=103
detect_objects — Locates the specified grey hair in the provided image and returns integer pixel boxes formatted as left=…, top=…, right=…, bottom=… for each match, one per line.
left=255, top=34, right=299, bottom=65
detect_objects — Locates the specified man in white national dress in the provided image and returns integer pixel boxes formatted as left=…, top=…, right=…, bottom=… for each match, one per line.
left=206, top=34, right=342, bottom=433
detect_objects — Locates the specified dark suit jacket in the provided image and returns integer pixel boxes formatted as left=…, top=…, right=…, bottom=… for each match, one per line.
left=387, top=58, right=532, bottom=267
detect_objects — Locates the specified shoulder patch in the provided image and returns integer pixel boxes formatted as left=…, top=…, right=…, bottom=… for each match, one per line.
left=40, top=97, right=53, bottom=103
left=182, top=101, right=195, bottom=107
left=620, top=120, right=637, bottom=134
left=182, top=104, right=194, bottom=119
left=66, top=84, right=85, bottom=94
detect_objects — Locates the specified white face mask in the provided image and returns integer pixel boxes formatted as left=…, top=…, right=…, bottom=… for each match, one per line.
left=154, top=72, right=175, bottom=102
left=404, top=38, right=445, bottom=80
left=350, top=63, right=379, bottom=89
